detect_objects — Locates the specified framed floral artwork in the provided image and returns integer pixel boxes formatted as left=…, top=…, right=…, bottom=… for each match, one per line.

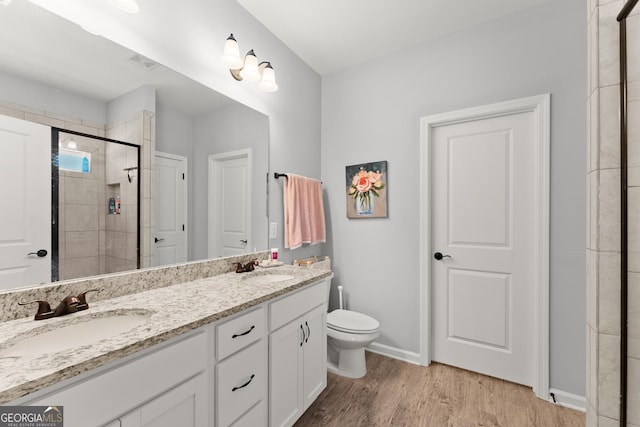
left=346, top=161, right=388, bottom=218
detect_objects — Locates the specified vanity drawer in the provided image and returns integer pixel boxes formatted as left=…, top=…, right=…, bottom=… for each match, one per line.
left=229, top=401, right=266, bottom=427
left=217, top=306, right=265, bottom=360
left=216, top=340, right=266, bottom=427
left=269, top=279, right=328, bottom=331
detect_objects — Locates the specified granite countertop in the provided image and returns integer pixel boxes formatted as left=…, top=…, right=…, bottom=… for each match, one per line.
left=0, top=265, right=332, bottom=403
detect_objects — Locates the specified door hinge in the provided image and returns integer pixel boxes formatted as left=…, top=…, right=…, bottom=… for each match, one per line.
left=182, top=173, right=185, bottom=180
left=182, top=224, right=185, bottom=231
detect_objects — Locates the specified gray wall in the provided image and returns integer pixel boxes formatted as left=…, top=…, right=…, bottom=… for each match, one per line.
left=156, top=102, right=269, bottom=261
left=155, top=103, right=195, bottom=259
left=321, top=0, right=586, bottom=396
left=0, top=69, right=105, bottom=124
left=192, top=103, right=270, bottom=260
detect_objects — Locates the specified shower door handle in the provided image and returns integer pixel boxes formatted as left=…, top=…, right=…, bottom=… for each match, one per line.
left=27, top=249, right=48, bottom=258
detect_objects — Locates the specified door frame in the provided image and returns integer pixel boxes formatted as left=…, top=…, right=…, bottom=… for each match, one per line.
left=208, top=148, right=252, bottom=258
left=419, top=94, right=550, bottom=399
left=155, top=151, right=188, bottom=264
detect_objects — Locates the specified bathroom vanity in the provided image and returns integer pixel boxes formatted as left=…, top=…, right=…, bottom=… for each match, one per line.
left=0, top=255, right=332, bottom=427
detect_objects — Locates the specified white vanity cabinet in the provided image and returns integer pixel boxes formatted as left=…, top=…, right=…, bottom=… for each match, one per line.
left=20, top=332, right=209, bottom=427
left=215, top=306, right=268, bottom=427
left=7, top=274, right=333, bottom=427
left=268, top=279, right=329, bottom=427
left=117, top=373, right=207, bottom=427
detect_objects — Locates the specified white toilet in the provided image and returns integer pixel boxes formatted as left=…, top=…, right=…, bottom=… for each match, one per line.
left=326, top=286, right=380, bottom=379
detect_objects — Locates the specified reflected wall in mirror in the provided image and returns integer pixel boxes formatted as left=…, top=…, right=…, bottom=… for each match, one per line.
left=53, top=130, right=141, bottom=282
left=0, top=1, right=269, bottom=290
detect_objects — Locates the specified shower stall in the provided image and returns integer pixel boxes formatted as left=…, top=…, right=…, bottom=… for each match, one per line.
left=52, top=129, right=140, bottom=281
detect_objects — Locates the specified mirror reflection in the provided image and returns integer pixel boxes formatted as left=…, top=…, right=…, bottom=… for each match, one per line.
left=0, top=1, right=269, bottom=290
left=53, top=130, right=141, bottom=282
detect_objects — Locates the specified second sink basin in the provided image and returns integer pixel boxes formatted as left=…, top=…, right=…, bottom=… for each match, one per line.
left=0, top=311, right=152, bottom=358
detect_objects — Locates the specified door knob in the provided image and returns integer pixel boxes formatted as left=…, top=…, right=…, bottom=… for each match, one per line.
left=240, top=239, right=248, bottom=244
left=433, top=252, right=451, bottom=260
left=154, top=237, right=165, bottom=243
left=27, top=249, right=48, bottom=258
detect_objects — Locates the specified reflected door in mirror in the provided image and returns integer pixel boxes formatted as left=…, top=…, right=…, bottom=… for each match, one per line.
left=0, top=115, right=51, bottom=289
left=209, top=150, right=251, bottom=257
left=155, top=152, right=188, bottom=266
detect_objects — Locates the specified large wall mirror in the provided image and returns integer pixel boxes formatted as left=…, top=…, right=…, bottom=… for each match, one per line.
left=0, top=1, right=269, bottom=290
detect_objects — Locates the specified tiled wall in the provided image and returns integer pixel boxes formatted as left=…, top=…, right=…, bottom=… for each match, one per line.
left=58, top=135, right=106, bottom=280
left=104, top=141, right=139, bottom=274
left=106, top=111, right=156, bottom=269
left=586, top=0, right=640, bottom=425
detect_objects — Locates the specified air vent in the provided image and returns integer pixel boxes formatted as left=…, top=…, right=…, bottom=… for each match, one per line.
left=128, top=53, right=160, bottom=71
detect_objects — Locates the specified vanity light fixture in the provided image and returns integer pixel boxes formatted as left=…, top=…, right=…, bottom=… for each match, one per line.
left=105, top=0, right=140, bottom=14
left=222, top=34, right=278, bottom=92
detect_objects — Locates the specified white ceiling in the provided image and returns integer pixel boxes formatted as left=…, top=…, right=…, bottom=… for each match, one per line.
left=236, top=0, right=552, bottom=75
left=0, top=0, right=233, bottom=115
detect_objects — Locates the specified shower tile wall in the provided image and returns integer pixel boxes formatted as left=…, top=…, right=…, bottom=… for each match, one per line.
left=106, top=110, right=155, bottom=269
left=58, top=136, right=106, bottom=280
left=587, top=1, right=640, bottom=425
left=104, top=141, right=138, bottom=274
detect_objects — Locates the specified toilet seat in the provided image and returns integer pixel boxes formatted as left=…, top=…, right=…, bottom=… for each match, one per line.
left=327, top=309, right=379, bottom=334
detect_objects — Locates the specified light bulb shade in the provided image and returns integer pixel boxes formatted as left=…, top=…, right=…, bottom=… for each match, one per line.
left=105, top=0, right=140, bottom=14
left=222, top=34, right=243, bottom=69
left=66, top=139, right=78, bottom=150
left=239, top=50, right=261, bottom=82
left=258, top=63, right=278, bottom=92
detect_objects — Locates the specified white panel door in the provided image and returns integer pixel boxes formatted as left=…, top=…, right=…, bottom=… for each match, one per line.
left=208, top=150, right=251, bottom=258
left=0, top=115, right=51, bottom=289
left=154, top=153, right=187, bottom=266
left=432, top=111, right=535, bottom=387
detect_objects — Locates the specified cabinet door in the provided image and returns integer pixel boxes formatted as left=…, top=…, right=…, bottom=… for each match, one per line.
left=302, top=304, right=327, bottom=410
left=269, top=318, right=304, bottom=427
left=119, top=373, right=207, bottom=427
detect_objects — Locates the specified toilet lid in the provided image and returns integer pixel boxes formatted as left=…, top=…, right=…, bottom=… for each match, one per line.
left=327, top=309, right=379, bottom=333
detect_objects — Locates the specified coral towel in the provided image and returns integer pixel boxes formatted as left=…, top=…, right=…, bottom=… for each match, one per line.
left=283, top=173, right=326, bottom=249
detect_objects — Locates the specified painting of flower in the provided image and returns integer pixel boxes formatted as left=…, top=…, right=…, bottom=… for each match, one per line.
left=346, top=161, right=388, bottom=218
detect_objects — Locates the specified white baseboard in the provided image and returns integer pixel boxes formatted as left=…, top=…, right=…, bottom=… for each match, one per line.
left=366, top=342, right=422, bottom=366
left=548, top=388, right=586, bottom=412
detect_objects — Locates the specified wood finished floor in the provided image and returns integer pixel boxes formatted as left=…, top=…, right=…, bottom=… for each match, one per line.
left=295, top=352, right=585, bottom=427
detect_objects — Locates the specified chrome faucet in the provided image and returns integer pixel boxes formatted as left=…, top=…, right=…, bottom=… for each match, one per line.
left=19, top=289, right=100, bottom=321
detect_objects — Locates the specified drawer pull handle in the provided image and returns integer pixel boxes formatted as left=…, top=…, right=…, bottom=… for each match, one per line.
left=304, top=321, right=310, bottom=343
left=300, top=324, right=305, bottom=347
left=232, top=374, right=255, bottom=392
left=232, top=325, right=255, bottom=339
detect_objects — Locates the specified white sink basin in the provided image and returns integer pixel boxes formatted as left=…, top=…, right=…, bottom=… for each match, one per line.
left=242, top=274, right=295, bottom=284
left=0, top=311, right=152, bottom=358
